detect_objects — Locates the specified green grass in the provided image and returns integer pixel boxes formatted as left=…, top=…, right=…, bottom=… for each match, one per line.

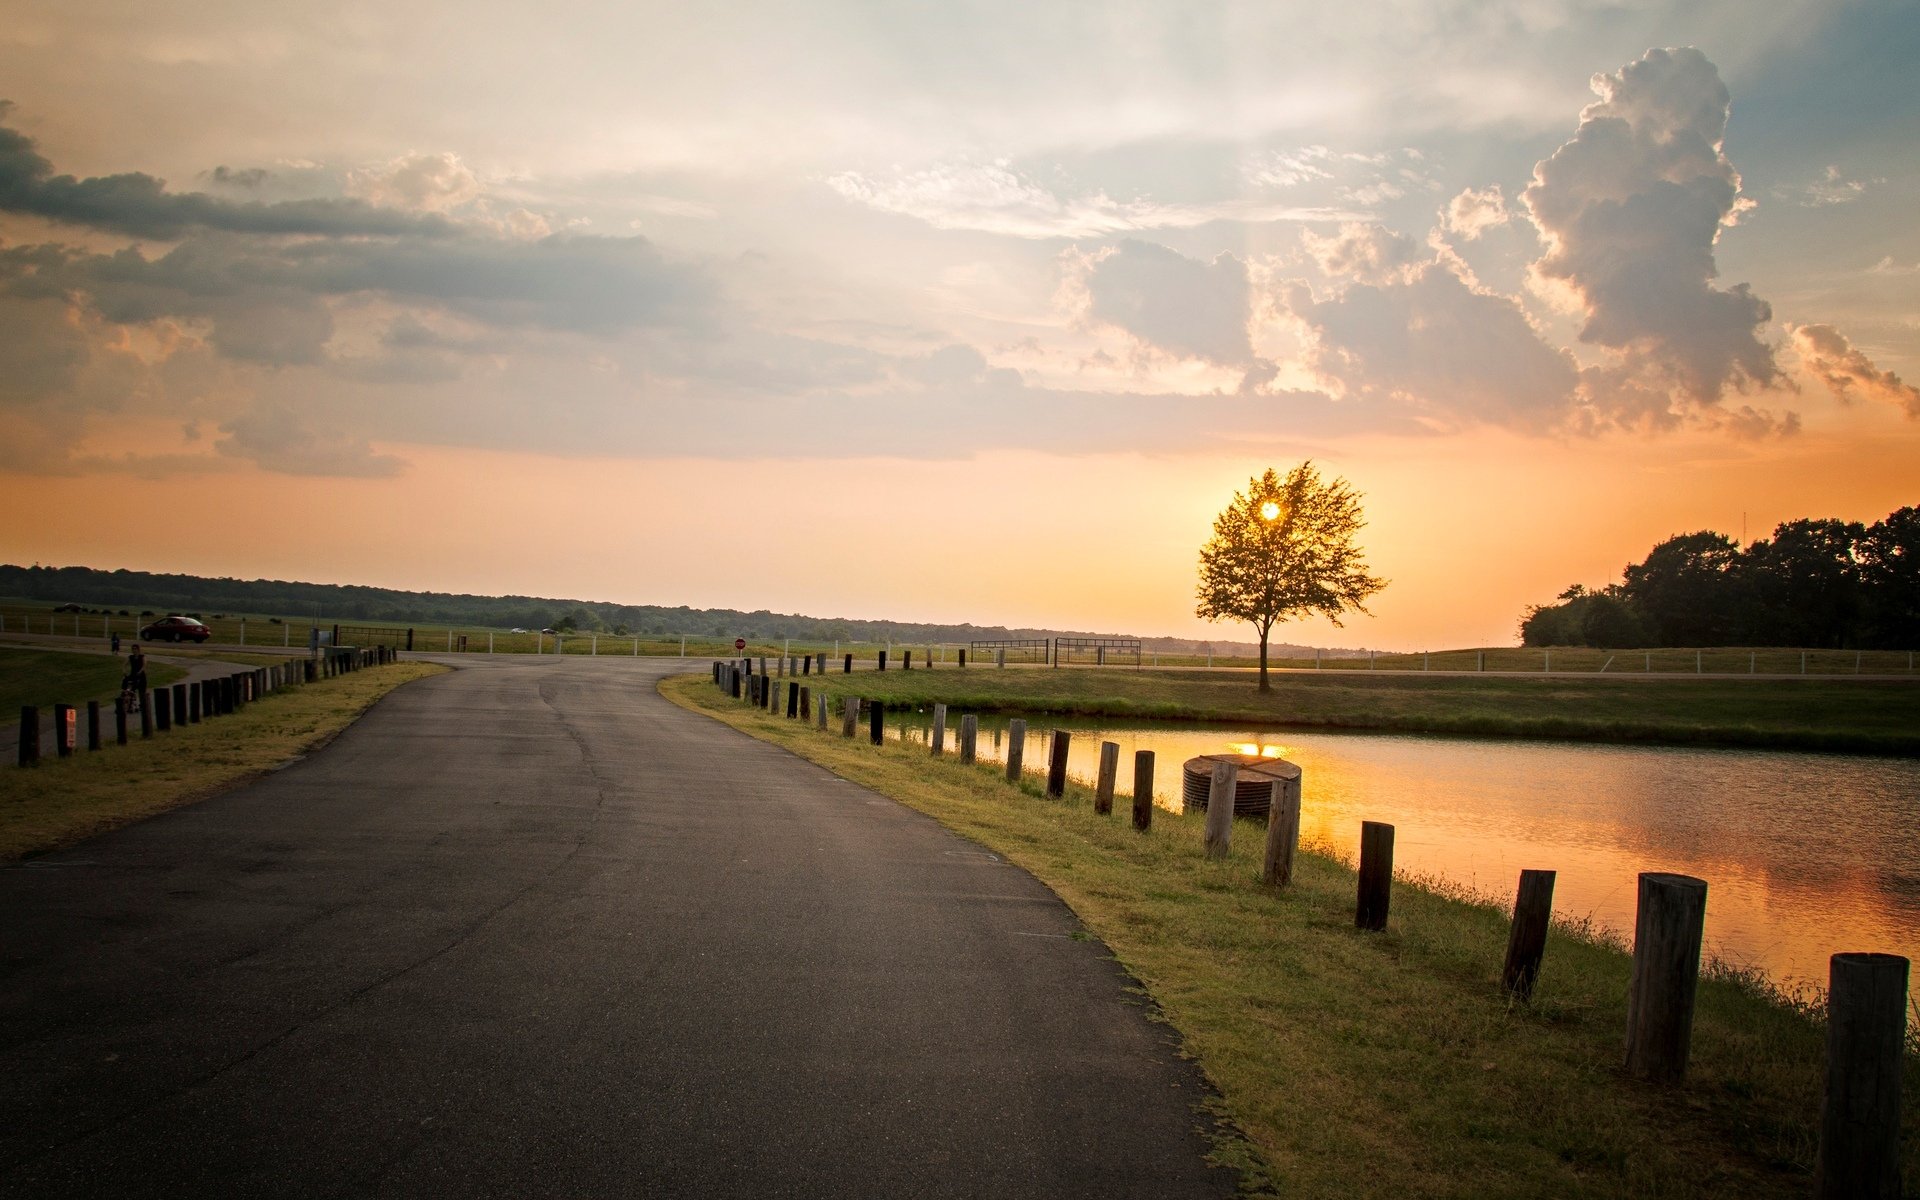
left=1, top=660, right=445, bottom=860
left=789, top=664, right=1920, bottom=755
left=665, top=672, right=1918, bottom=1198
left=0, top=647, right=185, bottom=716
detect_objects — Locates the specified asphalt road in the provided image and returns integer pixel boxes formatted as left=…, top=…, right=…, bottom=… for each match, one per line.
left=0, top=654, right=1239, bottom=1198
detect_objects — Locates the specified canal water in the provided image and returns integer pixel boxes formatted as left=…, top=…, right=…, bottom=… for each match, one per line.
left=888, top=713, right=1920, bottom=997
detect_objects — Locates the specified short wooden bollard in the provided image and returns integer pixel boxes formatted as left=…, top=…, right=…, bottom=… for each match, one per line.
left=172, top=684, right=187, bottom=727
left=1046, top=730, right=1071, bottom=797
left=776, top=655, right=784, bottom=678
left=766, top=676, right=777, bottom=711
left=996, top=648, right=1006, bottom=668
left=1262, top=773, right=1302, bottom=887
left=844, top=654, right=853, bottom=673
left=816, top=694, right=829, bottom=730
left=1094, top=741, right=1118, bottom=814
left=959, top=714, right=977, bottom=764
left=114, top=697, right=128, bottom=745
left=731, top=669, right=742, bottom=699
left=86, top=700, right=101, bottom=751
left=930, top=703, right=946, bottom=756
left=1817, top=952, right=1908, bottom=1199
left=817, top=652, right=827, bottom=674
left=799, top=687, right=810, bottom=720
left=786, top=681, right=799, bottom=718
left=958, top=648, right=967, bottom=668
left=1006, top=719, right=1026, bottom=782
left=139, top=692, right=154, bottom=738
left=18, top=706, right=39, bottom=767
left=802, top=655, right=811, bottom=676
left=155, top=696, right=171, bottom=732
left=1356, top=821, right=1394, bottom=930
left=189, top=682, right=202, bottom=722
left=1502, top=869, right=1558, bottom=1000
left=1623, top=872, right=1707, bottom=1083
left=1132, top=750, right=1154, bottom=831
left=54, top=704, right=76, bottom=757
left=877, top=650, right=888, bottom=671
left=868, top=700, right=884, bottom=746
left=1204, top=760, right=1237, bottom=858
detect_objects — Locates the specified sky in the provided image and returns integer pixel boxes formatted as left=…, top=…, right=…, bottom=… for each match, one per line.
left=1, top=1, right=1915, bottom=650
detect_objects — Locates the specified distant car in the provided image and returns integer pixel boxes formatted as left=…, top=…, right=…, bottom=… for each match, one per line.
left=140, top=615, right=212, bottom=643
left=540, top=627, right=559, bottom=635
left=510, top=628, right=528, bottom=634
left=53, top=602, right=85, bottom=613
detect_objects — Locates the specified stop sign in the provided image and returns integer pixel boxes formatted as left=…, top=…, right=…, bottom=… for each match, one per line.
left=734, top=638, right=746, bottom=650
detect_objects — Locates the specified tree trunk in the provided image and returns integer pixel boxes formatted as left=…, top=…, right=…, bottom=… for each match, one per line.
left=1258, top=626, right=1271, bottom=691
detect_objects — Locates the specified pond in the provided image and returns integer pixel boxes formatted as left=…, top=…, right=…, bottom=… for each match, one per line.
left=888, top=712, right=1920, bottom=997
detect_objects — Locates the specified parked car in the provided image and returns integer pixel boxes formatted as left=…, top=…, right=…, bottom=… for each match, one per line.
left=140, top=615, right=212, bottom=643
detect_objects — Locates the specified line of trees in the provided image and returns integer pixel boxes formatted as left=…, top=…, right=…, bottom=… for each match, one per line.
left=1520, top=507, right=1916, bottom=649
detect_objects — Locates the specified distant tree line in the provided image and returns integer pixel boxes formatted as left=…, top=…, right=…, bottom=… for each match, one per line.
left=0, top=562, right=1275, bottom=653
left=1520, top=507, right=1916, bottom=649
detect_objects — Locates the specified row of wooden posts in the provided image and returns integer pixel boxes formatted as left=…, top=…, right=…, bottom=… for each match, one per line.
left=15, top=645, right=395, bottom=768
left=711, top=655, right=1907, bottom=1196
left=744, top=647, right=1023, bottom=677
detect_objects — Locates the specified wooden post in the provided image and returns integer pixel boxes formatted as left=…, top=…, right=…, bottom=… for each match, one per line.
left=1817, top=953, right=1908, bottom=1199
left=1204, top=760, right=1236, bottom=858
left=842, top=697, right=858, bottom=738
left=140, top=691, right=154, bottom=738
left=958, top=648, right=967, bottom=668
left=931, top=703, right=946, bottom=756
left=803, top=655, right=811, bottom=676
left=1132, top=751, right=1154, bottom=831
left=17, top=706, right=38, bottom=767
left=1356, top=821, right=1394, bottom=930
left=1045, top=730, right=1071, bottom=797
left=172, top=684, right=187, bottom=727
left=877, top=650, right=888, bottom=671
left=86, top=699, right=101, bottom=751
left=817, top=693, right=829, bottom=729
left=868, top=699, right=884, bottom=746
left=786, top=681, right=799, bottom=718
left=1623, top=872, right=1708, bottom=1083
left=1262, top=773, right=1302, bottom=887
left=996, top=648, right=1006, bottom=668
left=155, top=696, right=171, bottom=732
left=1094, top=741, right=1119, bottom=814
left=53, top=704, right=75, bottom=757
left=959, top=714, right=977, bottom=764
left=844, top=654, right=853, bottom=673
left=190, top=682, right=201, bottom=722
left=1502, top=870, right=1558, bottom=1000
left=115, top=697, right=128, bottom=745
left=1006, top=719, right=1026, bottom=781
left=800, top=686, right=810, bottom=721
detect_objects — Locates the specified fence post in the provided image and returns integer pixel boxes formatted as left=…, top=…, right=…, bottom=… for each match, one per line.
left=931, top=703, right=946, bottom=756
left=1094, top=741, right=1119, bottom=814
left=1262, top=773, right=1302, bottom=886
left=1816, top=953, right=1908, bottom=1200
left=1356, top=821, right=1394, bottom=930
left=1006, top=719, right=1026, bottom=782
left=903, top=650, right=912, bottom=670
left=959, top=714, right=977, bottom=764
left=115, top=697, right=128, bottom=745
left=800, top=686, right=810, bottom=721
left=154, top=696, right=171, bottom=732
left=86, top=699, right=101, bottom=751
left=17, top=706, right=38, bottom=767
left=787, top=681, right=799, bottom=719
left=842, top=697, right=858, bottom=738
left=172, top=684, right=187, bottom=727
left=868, top=699, right=884, bottom=746
left=877, top=650, right=888, bottom=672
left=817, top=693, right=828, bottom=730
left=1204, top=760, right=1236, bottom=858
left=844, top=654, right=853, bottom=674
left=1623, top=872, right=1708, bottom=1083
left=1503, top=870, right=1558, bottom=1000
left=1128, top=752, right=1156, bottom=832
left=959, top=648, right=967, bottom=668
left=1038, top=729, right=1068, bottom=797
left=53, top=704, right=75, bottom=757
left=140, top=691, right=154, bottom=738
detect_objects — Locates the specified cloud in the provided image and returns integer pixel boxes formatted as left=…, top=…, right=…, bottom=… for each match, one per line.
left=1793, top=324, right=1920, bottom=417
left=827, top=162, right=1361, bottom=238
left=1775, top=165, right=1878, bottom=207
left=1072, top=240, right=1253, bottom=365
left=348, top=151, right=482, bottom=213
left=1442, top=186, right=1511, bottom=239
left=1302, top=222, right=1424, bottom=286
left=1522, top=47, right=1781, bottom=413
left=214, top=397, right=406, bottom=477
left=0, top=111, right=454, bottom=240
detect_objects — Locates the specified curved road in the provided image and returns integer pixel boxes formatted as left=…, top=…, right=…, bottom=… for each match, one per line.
left=0, top=654, right=1237, bottom=1197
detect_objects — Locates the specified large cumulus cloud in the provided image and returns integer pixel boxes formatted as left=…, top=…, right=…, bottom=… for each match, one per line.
left=1072, top=239, right=1254, bottom=366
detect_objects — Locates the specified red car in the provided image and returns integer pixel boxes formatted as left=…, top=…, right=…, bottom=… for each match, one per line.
left=140, top=615, right=212, bottom=643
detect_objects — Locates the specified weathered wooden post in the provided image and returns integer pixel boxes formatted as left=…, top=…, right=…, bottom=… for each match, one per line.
left=86, top=700, right=101, bottom=751
left=18, top=706, right=38, bottom=767
left=844, top=654, right=853, bottom=673
left=1623, top=872, right=1707, bottom=1083
left=1006, top=719, right=1026, bottom=782
left=930, top=703, right=946, bottom=756
left=800, top=687, right=810, bottom=721
left=731, top=667, right=742, bottom=699
left=766, top=675, right=777, bottom=711
left=817, top=694, right=829, bottom=729
left=1356, top=821, right=1394, bottom=930
left=53, top=704, right=75, bottom=757
left=190, top=682, right=201, bottom=722
left=786, top=681, right=799, bottom=718
left=1262, top=771, right=1302, bottom=887
left=1045, top=730, right=1072, bottom=797
left=172, top=684, right=187, bottom=727
left=1204, top=760, right=1237, bottom=858
left=155, top=696, right=171, bottom=732
left=1817, top=952, right=1908, bottom=1199
left=1094, top=741, right=1119, bottom=814
left=1502, top=870, right=1558, bottom=1000
left=817, top=652, right=827, bottom=674
left=958, top=648, right=967, bottom=668
left=869, top=699, right=884, bottom=745
left=959, top=714, right=977, bottom=764
left=114, top=697, right=128, bottom=745
left=996, top=648, right=1006, bottom=668
left=842, top=697, right=858, bottom=738
left=877, top=650, right=888, bottom=671
left=803, top=655, right=811, bottom=676
left=1132, top=751, right=1154, bottom=831
left=139, top=691, right=154, bottom=737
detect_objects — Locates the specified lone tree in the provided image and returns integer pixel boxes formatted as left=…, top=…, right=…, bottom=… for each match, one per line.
left=1196, top=462, right=1386, bottom=691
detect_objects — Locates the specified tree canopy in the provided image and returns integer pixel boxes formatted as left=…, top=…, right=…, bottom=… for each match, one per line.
left=1196, top=463, right=1386, bottom=691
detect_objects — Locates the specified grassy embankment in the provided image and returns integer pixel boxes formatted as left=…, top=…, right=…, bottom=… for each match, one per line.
left=791, top=664, right=1920, bottom=755
left=664, top=671, right=1918, bottom=1199
left=0, top=646, right=185, bottom=716
left=1, top=653, right=445, bottom=859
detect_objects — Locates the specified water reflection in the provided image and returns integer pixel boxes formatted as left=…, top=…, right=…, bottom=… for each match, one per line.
left=889, top=713, right=1920, bottom=995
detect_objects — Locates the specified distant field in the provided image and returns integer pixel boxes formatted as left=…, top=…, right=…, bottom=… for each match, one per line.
left=795, top=665, right=1920, bottom=755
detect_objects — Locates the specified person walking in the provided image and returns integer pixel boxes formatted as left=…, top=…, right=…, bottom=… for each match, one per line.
left=110, top=630, right=121, bottom=653
left=126, top=644, right=147, bottom=697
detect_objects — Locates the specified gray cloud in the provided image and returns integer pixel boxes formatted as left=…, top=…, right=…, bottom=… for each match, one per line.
left=214, top=398, right=406, bottom=478
left=1793, top=323, right=1920, bottom=417
left=1078, top=239, right=1253, bottom=365
left=1522, top=48, right=1781, bottom=415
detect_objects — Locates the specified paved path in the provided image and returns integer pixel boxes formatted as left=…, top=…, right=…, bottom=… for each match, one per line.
left=0, top=655, right=1237, bottom=1197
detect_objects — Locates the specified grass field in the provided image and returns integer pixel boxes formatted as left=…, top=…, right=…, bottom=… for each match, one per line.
left=784, top=664, right=1920, bottom=755
left=665, top=671, right=1918, bottom=1198
left=0, top=647, right=185, bottom=717
left=1, top=659, right=445, bottom=859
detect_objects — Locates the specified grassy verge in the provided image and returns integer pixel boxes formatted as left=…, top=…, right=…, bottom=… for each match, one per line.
left=788, top=665, right=1920, bottom=755
left=664, top=673, right=1917, bottom=1198
left=1, top=661, right=446, bottom=860
left=0, top=647, right=185, bottom=715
